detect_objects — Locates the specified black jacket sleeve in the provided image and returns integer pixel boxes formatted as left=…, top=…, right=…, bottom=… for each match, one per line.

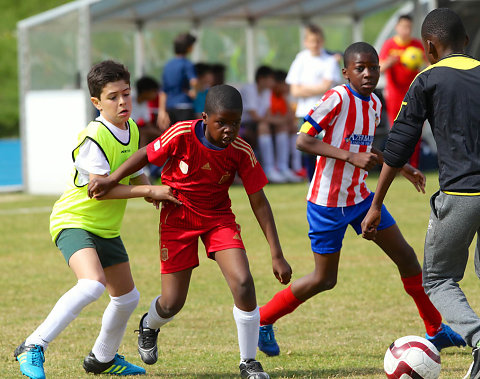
left=383, top=73, right=428, bottom=168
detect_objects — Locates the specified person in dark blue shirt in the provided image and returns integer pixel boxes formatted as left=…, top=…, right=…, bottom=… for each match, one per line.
left=158, top=32, right=198, bottom=132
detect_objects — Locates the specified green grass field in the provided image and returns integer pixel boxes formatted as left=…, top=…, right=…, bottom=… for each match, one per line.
left=1, top=172, right=478, bottom=378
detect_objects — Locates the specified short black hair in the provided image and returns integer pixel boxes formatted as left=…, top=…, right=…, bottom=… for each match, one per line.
left=174, top=32, right=196, bottom=55
left=255, top=65, right=274, bottom=83
left=398, top=14, right=413, bottom=23
left=211, top=63, right=226, bottom=85
left=343, top=42, right=378, bottom=68
left=204, top=84, right=243, bottom=114
left=136, top=76, right=159, bottom=94
left=273, top=69, right=287, bottom=83
left=87, top=60, right=130, bottom=99
left=194, top=62, right=212, bottom=78
left=421, top=8, right=467, bottom=50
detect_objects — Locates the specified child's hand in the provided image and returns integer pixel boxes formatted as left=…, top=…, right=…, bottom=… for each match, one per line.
left=144, top=197, right=161, bottom=209
left=361, top=207, right=382, bottom=240
left=88, top=176, right=115, bottom=198
left=400, top=164, right=426, bottom=193
left=348, top=152, right=379, bottom=171
left=148, top=186, right=182, bottom=205
left=272, top=256, right=292, bottom=285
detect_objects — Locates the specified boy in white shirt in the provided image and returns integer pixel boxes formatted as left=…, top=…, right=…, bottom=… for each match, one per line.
left=286, top=24, right=341, bottom=180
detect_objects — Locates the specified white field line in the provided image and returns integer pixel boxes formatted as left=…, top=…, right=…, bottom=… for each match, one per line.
left=0, top=201, right=157, bottom=216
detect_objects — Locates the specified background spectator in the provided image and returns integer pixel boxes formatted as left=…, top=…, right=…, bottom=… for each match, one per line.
left=193, top=63, right=214, bottom=118
left=241, top=66, right=299, bottom=183
left=211, top=63, right=226, bottom=86
left=286, top=23, right=341, bottom=180
left=270, top=69, right=303, bottom=181
left=158, top=32, right=198, bottom=132
left=379, top=14, right=424, bottom=167
left=131, top=76, right=163, bottom=147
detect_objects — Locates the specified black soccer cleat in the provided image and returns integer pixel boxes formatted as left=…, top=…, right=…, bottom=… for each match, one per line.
left=135, top=313, right=160, bottom=365
left=239, top=359, right=270, bottom=379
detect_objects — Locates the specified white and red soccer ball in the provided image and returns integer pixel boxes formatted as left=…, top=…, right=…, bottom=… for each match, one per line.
left=384, top=335, right=441, bottom=379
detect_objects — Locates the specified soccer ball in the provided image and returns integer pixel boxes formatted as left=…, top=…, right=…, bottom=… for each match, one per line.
left=400, top=46, right=424, bottom=71
left=384, top=335, right=441, bottom=379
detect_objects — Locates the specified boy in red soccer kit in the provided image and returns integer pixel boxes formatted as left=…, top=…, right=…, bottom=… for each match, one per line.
left=88, top=84, right=292, bottom=379
left=257, top=42, right=465, bottom=357
left=380, top=15, right=425, bottom=167
left=380, top=15, right=424, bottom=127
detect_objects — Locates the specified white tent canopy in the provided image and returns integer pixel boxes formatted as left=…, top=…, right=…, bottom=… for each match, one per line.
left=18, top=0, right=432, bottom=194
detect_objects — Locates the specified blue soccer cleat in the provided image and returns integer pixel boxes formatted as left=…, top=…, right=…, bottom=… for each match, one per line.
left=426, top=323, right=466, bottom=351
left=14, top=341, right=46, bottom=379
left=258, top=324, right=280, bottom=356
left=83, top=352, right=146, bottom=376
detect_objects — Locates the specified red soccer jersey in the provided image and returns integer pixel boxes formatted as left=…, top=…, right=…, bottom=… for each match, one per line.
left=146, top=120, right=268, bottom=228
left=380, top=37, right=424, bottom=92
left=301, top=84, right=382, bottom=207
left=380, top=37, right=424, bottom=125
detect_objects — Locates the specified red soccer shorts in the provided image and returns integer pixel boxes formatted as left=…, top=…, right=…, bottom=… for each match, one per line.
left=158, top=221, right=245, bottom=274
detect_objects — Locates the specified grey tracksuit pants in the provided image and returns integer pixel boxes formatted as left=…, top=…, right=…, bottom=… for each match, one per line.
left=423, top=190, right=480, bottom=347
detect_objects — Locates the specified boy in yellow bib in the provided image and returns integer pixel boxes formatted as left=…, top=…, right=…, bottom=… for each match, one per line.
left=14, top=60, right=179, bottom=379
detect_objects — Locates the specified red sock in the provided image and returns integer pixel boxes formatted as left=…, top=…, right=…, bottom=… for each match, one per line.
left=401, top=273, right=442, bottom=336
left=259, top=285, right=304, bottom=326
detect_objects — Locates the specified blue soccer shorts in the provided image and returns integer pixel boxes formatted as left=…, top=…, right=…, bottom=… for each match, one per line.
left=307, top=193, right=396, bottom=254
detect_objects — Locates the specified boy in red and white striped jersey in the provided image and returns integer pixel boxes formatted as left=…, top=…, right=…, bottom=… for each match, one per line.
left=257, top=42, right=465, bottom=357
left=88, top=84, right=292, bottom=379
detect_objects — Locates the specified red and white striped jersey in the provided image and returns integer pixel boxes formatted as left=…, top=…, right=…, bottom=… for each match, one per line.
left=146, top=120, right=267, bottom=228
left=301, top=84, right=382, bottom=207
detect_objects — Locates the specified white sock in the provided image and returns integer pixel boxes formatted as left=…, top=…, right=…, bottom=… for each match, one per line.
left=291, top=134, right=302, bottom=171
left=144, top=295, right=174, bottom=329
left=91, top=287, right=140, bottom=363
left=25, top=279, right=105, bottom=350
left=275, top=132, right=289, bottom=172
left=233, top=305, right=260, bottom=361
left=258, top=134, right=275, bottom=174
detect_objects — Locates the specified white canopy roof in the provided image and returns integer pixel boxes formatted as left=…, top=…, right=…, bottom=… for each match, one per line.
left=19, top=0, right=409, bottom=28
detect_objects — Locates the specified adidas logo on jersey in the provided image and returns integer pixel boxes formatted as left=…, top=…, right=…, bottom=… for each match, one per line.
left=201, top=162, right=211, bottom=170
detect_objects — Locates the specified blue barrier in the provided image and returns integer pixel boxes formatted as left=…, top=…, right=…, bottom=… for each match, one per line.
left=0, top=139, right=23, bottom=190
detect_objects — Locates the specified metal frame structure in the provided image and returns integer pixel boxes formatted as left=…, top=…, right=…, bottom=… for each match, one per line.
left=18, top=0, right=435, bottom=193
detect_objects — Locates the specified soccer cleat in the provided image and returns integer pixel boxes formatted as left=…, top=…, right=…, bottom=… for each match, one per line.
left=239, top=359, right=270, bottom=379
left=426, top=323, right=466, bottom=351
left=135, top=312, right=160, bottom=365
left=258, top=325, right=280, bottom=356
left=463, top=347, right=480, bottom=379
left=83, top=352, right=146, bottom=376
left=14, top=341, right=46, bottom=379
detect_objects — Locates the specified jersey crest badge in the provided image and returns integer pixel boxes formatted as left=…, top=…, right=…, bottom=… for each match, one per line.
left=218, top=171, right=231, bottom=184
left=179, top=160, right=189, bottom=174
left=154, top=140, right=161, bottom=151
left=161, top=247, right=169, bottom=261
left=201, top=162, right=211, bottom=170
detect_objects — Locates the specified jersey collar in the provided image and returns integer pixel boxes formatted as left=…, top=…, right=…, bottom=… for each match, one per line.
left=346, top=83, right=371, bottom=102
left=194, top=120, right=225, bottom=151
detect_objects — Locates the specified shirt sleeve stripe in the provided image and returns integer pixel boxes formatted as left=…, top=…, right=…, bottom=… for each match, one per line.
left=161, top=129, right=191, bottom=147
left=231, top=140, right=257, bottom=167
left=160, top=123, right=191, bottom=142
